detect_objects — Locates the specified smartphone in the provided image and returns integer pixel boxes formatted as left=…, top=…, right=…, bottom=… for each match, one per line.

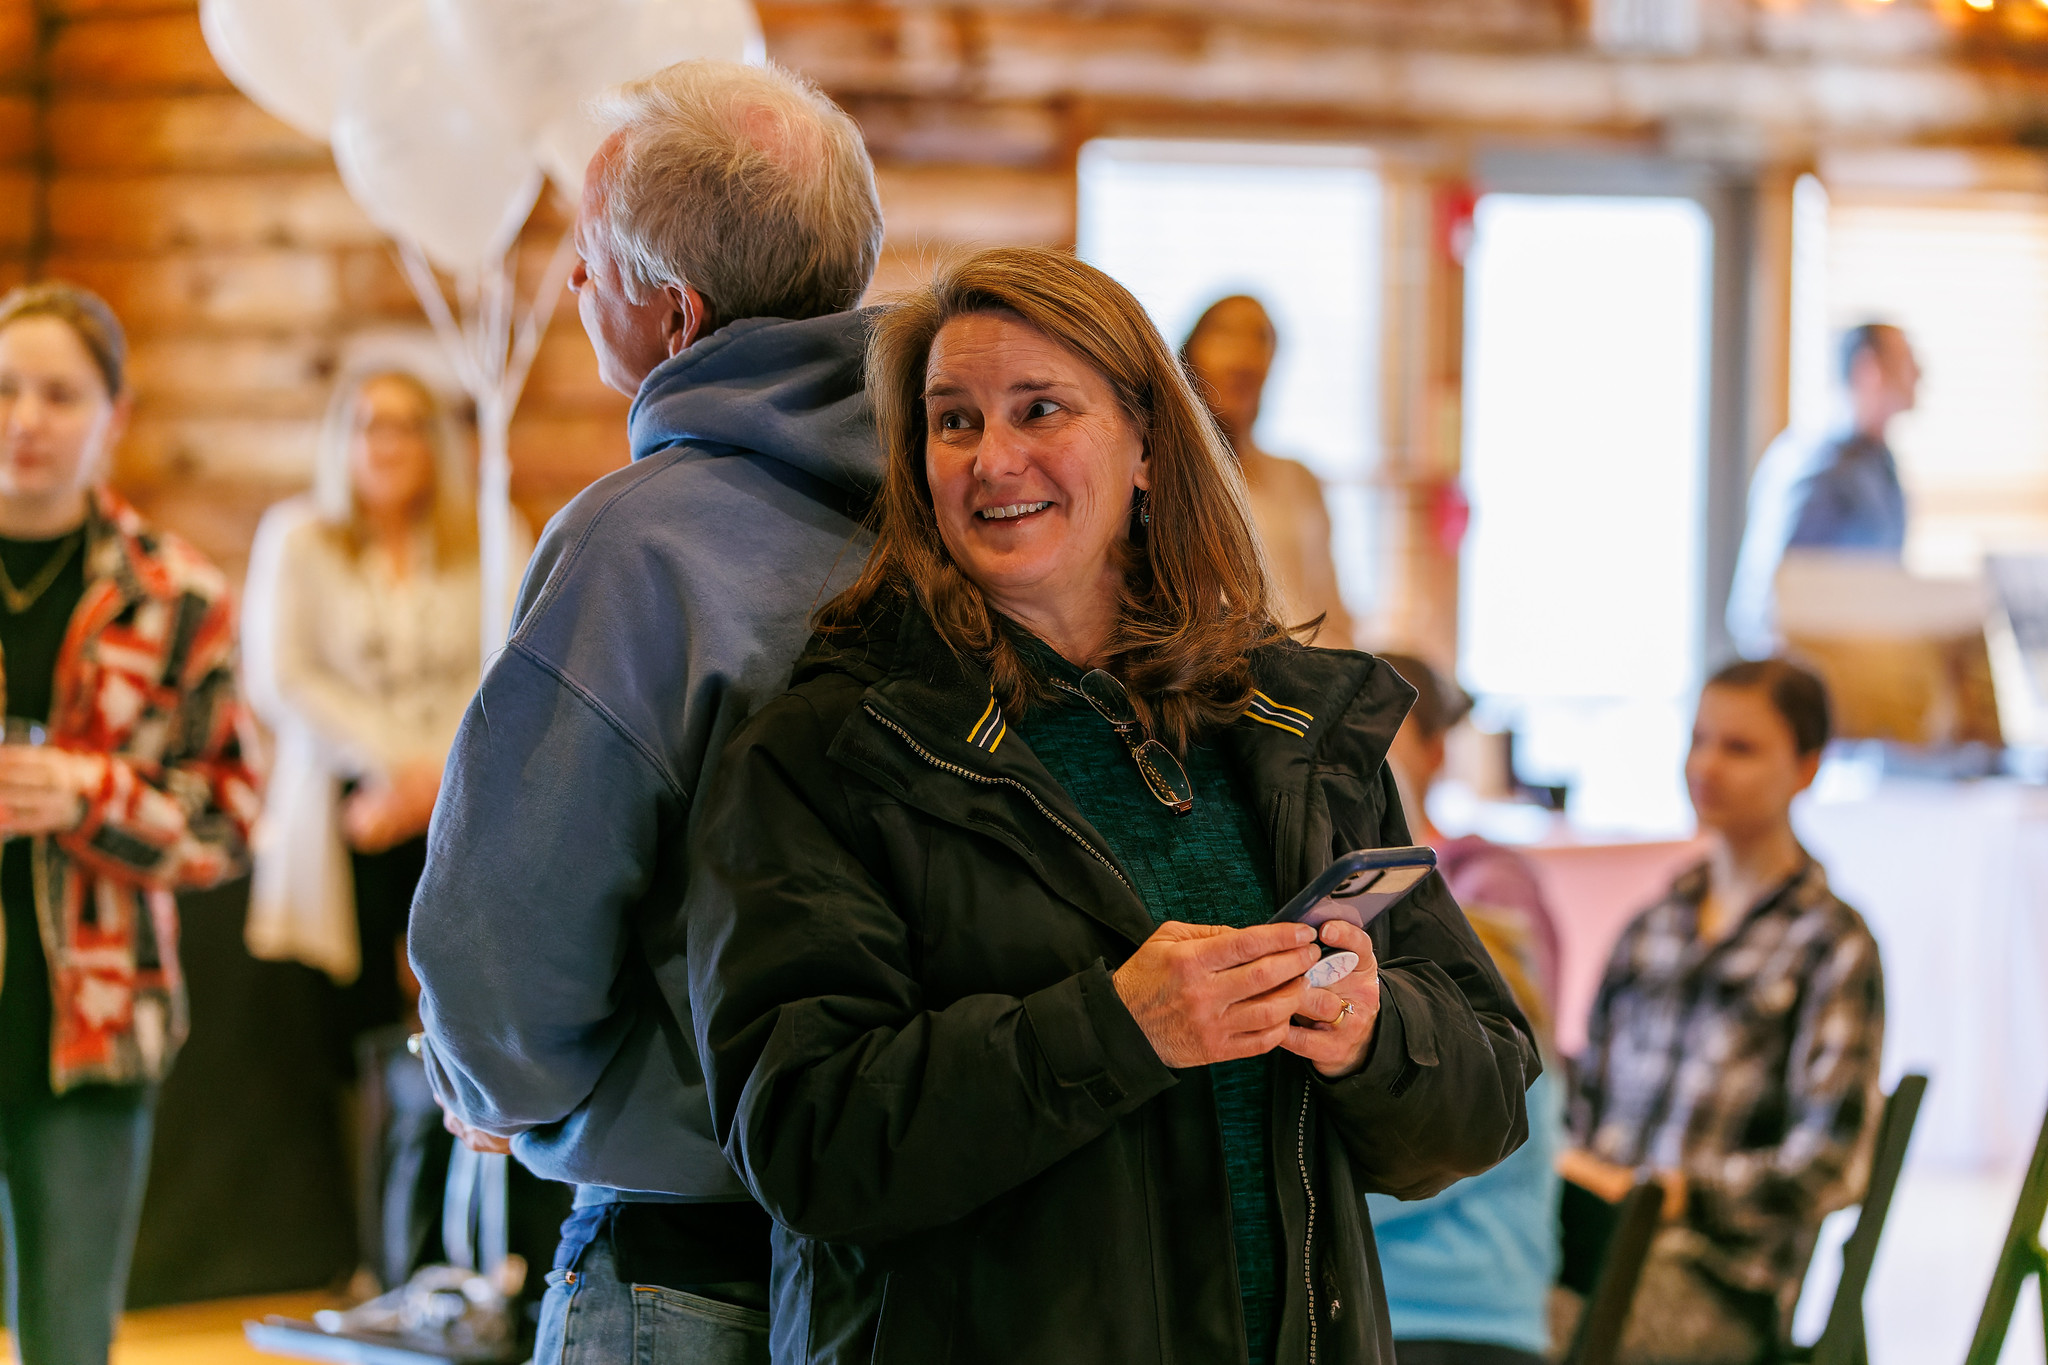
left=1268, top=846, right=1437, bottom=988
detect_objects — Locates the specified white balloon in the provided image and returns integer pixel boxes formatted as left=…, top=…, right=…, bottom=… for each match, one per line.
left=428, top=0, right=642, bottom=140
left=532, top=0, right=767, bottom=200
left=200, top=0, right=406, bottom=142
left=332, top=6, right=543, bottom=274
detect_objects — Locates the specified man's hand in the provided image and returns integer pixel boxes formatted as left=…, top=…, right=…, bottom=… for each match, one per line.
left=1278, top=919, right=1382, bottom=1079
left=0, top=747, right=86, bottom=836
left=1113, top=921, right=1341, bottom=1069
left=441, top=1106, right=513, bottom=1155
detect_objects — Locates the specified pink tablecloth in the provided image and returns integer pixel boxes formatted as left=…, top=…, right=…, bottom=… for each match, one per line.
left=1521, top=838, right=1707, bottom=1058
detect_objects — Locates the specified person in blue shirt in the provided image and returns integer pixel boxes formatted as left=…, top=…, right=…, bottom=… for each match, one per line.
left=1726, top=323, right=1921, bottom=658
left=1369, top=654, right=1564, bottom=1365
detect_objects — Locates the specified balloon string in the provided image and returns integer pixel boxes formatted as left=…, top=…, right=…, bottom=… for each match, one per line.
left=392, top=226, right=578, bottom=660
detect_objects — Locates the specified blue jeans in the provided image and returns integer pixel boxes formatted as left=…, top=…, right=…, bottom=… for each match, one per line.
left=0, top=1084, right=155, bottom=1365
left=532, top=1237, right=769, bottom=1365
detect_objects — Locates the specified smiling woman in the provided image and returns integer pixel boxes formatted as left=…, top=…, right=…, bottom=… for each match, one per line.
left=825, top=248, right=1284, bottom=747
left=678, top=246, right=1540, bottom=1365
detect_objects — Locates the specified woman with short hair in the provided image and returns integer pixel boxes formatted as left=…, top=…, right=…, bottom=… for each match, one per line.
left=0, top=282, right=259, bottom=1365
left=1182, top=294, right=1354, bottom=649
left=681, top=247, right=1538, bottom=1364
left=1562, top=659, right=1885, bottom=1365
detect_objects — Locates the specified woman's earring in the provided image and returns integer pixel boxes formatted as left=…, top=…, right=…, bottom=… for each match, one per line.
left=1137, top=489, right=1152, bottom=528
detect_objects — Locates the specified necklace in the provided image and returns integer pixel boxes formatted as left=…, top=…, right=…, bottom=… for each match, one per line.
left=0, top=530, right=83, bottom=615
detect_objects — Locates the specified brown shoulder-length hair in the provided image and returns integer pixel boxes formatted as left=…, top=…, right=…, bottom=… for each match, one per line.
left=818, top=247, right=1293, bottom=749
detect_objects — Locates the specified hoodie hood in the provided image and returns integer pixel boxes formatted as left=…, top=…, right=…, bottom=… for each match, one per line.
left=627, top=308, right=883, bottom=499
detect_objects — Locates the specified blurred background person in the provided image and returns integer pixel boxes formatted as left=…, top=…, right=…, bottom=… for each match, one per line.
left=1726, top=324, right=1921, bottom=659
left=243, top=365, right=532, bottom=1295
left=243, top=367, right=517, bottom=1053
left=1370, top=651, right=1563, bottom=1365
left=1561, top=660, right=1884, bottom=1365
left=1182, top=294, right=1355, bottom=648
left=0, top=282, right=259, bottom=1364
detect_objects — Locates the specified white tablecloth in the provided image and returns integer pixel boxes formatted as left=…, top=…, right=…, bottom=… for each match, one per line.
left=1796, top=776, right=2048, bottom=1173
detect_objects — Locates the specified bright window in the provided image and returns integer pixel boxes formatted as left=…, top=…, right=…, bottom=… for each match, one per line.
left=1791, top=179, right=2048, bottom=578
left=1076, top=140, right=1383, bottom=621
left=1458, top=194, right=1713, bottom=837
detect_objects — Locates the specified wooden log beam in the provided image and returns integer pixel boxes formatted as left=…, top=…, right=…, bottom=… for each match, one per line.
left=49, top=93, right=328, bottom=172
left=48, top=172, right=380, bottom=252
left=47, top=10, right=230, bottom=93
left=765, top=4, right=2048, bottom=147
left=875, top=163, right=1075, bottom=247
left=0, top=6, right=36, bottom=89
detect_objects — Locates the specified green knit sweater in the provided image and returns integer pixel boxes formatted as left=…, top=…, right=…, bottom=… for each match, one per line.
left=1012, top=650, right=1281, bottom=1365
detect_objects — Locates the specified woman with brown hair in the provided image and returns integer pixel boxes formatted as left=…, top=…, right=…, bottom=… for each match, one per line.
left=679, top=247, right=1537, bottom=1364
left=0, top=282, right=258, bottom=1364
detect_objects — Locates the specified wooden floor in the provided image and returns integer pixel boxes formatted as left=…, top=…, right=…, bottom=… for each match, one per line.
left=1, top=1291, right=336, bottom=1365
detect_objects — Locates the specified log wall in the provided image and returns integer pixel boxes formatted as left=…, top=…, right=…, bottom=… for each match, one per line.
left=12, top=0, right=2048, bottom=649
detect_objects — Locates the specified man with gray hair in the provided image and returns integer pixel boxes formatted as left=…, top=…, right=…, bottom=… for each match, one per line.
left=407, top=60, right=883, bottom=1364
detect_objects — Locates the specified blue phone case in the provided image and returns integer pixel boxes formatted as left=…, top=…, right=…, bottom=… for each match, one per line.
left=1267, top=845, right=1438, bottom=935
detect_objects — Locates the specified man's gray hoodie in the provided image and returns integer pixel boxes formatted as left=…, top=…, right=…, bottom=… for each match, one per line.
left=410, top=310, right=878, bottom=1202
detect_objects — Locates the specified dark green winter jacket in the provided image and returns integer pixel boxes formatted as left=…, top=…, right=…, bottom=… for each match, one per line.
left=676, top=600, right=1539, bottom=1365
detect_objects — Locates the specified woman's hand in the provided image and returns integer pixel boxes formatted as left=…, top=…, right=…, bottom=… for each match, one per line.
left=1556, top=1148, right=1689, bottom=1220
left=342, top=759, right=443, bottom=853
left=1280, top=919, right=1382, bottom=1078
left=1114, top=920, right=1337, bottom=1068
left=1556, top=1147, right=1638, bottom=1203
left=0, top=746, right=86, bottom=836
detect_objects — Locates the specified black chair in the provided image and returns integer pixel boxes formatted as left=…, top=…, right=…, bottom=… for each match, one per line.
left=1964, top=1090, right=2048, bottom=1365
left=1561, top=1177, right=1665, bottom=1365
left=1781, top=1072, right=1928, bottom=1365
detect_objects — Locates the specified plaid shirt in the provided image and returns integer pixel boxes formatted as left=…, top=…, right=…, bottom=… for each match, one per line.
left=14, top=488, right=261, bottom=1092
left=1569, top=856, right=1884, bottom=1299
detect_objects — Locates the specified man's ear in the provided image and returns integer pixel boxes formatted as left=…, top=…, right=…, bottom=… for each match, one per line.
left=1793, top=748, right=1823, bottom=795
left=662, top=284, right=709, bottom=359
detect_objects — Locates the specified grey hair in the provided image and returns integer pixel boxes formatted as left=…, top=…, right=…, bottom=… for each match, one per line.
left=592, top=60, right=883, bottom=326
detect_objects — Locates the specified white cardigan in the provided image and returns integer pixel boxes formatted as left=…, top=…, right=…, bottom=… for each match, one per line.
left=241, top=497, right=526, bottom=982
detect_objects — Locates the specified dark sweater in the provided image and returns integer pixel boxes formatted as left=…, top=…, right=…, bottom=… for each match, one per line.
left=0, top=529, right=89, bottom=1101
left=1010, top=648, right=1281, bottom=1365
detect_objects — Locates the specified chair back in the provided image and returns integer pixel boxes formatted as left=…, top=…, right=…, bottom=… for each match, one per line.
left=1563, top=1177, right=1664, bottom=1365
left=1964, top=1092, right=2048, bottom=1365
left=1809, top=1072, right=1927, bottom=1365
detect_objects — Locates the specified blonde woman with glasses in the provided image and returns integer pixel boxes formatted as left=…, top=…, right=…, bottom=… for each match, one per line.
left=243, top=368, right=525, bottom=1054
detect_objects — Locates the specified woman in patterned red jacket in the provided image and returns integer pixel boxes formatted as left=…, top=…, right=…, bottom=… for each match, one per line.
left=0, top=283, right=260, bottom=1365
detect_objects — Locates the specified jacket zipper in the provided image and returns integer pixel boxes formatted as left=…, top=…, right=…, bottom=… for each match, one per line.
left=1297, top=1082, right=1319, bottom=1365
left=862, top=705, right=1135, bottom=895
left=874, top=701, right=1325, bottom=1356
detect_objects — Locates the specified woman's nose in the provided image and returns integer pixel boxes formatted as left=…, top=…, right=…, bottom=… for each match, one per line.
left=971, top=421, right=1033, bottom=479
left=5, top=390, right=44, bottom=432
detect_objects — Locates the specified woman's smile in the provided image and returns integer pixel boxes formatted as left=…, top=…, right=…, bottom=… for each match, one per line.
left=977, top=500, right=1053, bottom=521
left=922, top=310, right=1148, bottom=658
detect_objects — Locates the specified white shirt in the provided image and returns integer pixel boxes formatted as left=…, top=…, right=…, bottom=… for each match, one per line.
left=241, top=496, right=527, bottom=980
